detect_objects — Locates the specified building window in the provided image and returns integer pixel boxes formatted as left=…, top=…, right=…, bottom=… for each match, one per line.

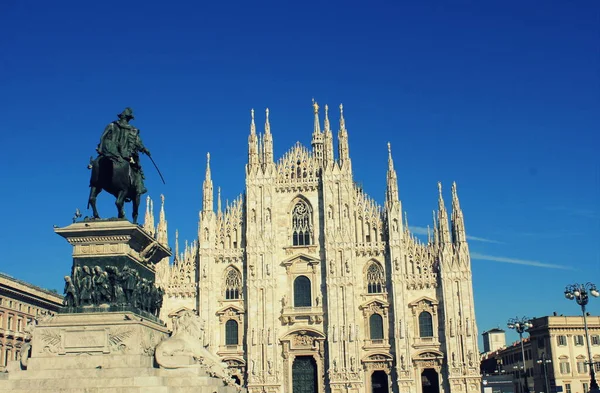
left=577, top=360, right=588, bottom=373
left=294, top=276, right=311, bottom=307
left=369, top=314, right=384, bottom=340
left=7, top=315, right=13, bottom=330
left=595, top=362, right=600, bottom=372
left=291, top=200, right=312, bottom=246
left=418, top=311, right=434, bottom=337
left=591, top=335, right=600, bottom=345
left=557, top=335, right=567, bottom=346
left=574, top=335, right=584, bottom=346
left=225, top=320, right=239, bottom=345
left=559, top=358, right=570, bottom=374
left=565, top=384, right=571, bottom=393
left=224, top=267, right=242, bottom=300
left=584, top=383, right=589, bottom=393
left=17, top=319, right=22, bottom=331
left=366, top=261, right=385, bottom=294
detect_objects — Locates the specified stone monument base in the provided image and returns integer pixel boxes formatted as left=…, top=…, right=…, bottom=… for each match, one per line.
left=0, top=312, right=240, bottom=393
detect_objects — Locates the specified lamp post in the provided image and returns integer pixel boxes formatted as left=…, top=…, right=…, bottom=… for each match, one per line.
left=537, top=353, right=552, bottom=393
left=508, top=317, right=533, bottom=393
left=564, top=282, right=600, bottom=392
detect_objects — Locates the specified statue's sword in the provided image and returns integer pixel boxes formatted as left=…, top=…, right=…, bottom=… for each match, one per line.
left=147, top=155, right=166, bottom=184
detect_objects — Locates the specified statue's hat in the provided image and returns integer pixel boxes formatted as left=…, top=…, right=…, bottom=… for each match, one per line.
left=118, top=107, right=135, bottom=120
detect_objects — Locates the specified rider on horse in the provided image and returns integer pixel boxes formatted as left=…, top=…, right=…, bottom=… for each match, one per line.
left=95, top=107, right=150, bottom=196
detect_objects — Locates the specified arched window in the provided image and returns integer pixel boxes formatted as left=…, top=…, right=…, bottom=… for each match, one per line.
left=292, top=200, right=312, bottom=246
left=294, top=276, right=311, bottom=307
left=225, top=267, right=242, bottom=300
left=225, top=319, right=238, bottom=345
left=369, top=314, right=384, bottom=340
left=366, top=262, right=385, bottom=293
left=419, top=311, right=434, bottom=337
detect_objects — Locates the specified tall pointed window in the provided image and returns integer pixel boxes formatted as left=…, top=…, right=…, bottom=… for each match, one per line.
left=294, top=276, right=312, bottom=307
left=292, top=200, right=312, bottom=246
left=366, top=261, right=385, bottom=293
left=225, top=320, right=239, bottom=345
left=225, top=267, right=242, bottom=300
left=419, top=311, right=434, bottom=337
left=369, top=314, right=384, bottom=340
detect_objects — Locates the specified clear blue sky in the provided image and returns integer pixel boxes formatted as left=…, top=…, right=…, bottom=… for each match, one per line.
left=1, top=1, right=598, bottom=345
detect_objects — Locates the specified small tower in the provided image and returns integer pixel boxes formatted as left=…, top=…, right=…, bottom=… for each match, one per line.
left=203, top=153, right=213, bottom=212
left=451, top=182, right=467, bottom=244
left=338, top=104, right=350, bottom=167
left=437, top=182, right=451, bottom=245
left=143, top=195, right=155, bottom=236
left=156, top=194, right=168, bottom=246
left=323, top=104, right=335, bottom=167
left=248, top=109, right=259, bottom=170
left=311, top=99, right=324, bottom=165
left=262, top=108, right=274, bottom=168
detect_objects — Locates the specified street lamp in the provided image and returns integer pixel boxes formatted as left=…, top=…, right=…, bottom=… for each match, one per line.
left=565, top=282, right=600, bottom=392
left=537, top=353, right=552, bottom=393
left=508, top=317, right=533, bottom=393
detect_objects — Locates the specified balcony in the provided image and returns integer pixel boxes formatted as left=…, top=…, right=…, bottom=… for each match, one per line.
left=363, top=338, right=391, bottom=350
left=281, top=306, right=323, bottom=325
left=413, top=336, right=439, bottom=348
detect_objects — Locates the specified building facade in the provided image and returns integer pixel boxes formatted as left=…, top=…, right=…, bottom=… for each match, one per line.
left=0, top=272, right=63, bottom=368
left=481, top=315, right=600, bottom=393
left=152, top=103, right=482, bottom=393
left=482, top=328, right=506, bottom=354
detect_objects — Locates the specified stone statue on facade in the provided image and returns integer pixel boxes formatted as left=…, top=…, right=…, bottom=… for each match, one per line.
left=87, top=107, right=160, bottom=223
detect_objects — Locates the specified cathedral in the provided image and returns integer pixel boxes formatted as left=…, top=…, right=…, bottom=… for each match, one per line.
left=146, top=102, right=482, bottom=393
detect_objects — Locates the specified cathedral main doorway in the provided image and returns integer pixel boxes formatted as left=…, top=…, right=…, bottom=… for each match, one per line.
left=421, top=368, right=440, bottom=393
left=292, top=356, right=318, bottom=393
left=371, top=370, right=389, bottom=393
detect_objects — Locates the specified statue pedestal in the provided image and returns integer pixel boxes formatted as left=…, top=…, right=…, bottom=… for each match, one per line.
left=55, top=219, right=171, bottom=281
left=28, top=311, right=169, bottom=370
left=55, top=219, right=172, bottom=322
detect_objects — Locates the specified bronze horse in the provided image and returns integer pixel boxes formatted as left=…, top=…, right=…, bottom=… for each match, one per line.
left=87, top=156, right=142, bottom=223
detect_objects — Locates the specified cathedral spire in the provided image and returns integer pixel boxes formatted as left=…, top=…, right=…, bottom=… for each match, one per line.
left=311, top=99, right=324, bottom=164
left=386, top=142, right=399, bottom=203
left=156, top=194, right=168, bottom=245
left=217, top=186, right=222, bottom=217
left=323, top=104, right=335, bottom=166
left=175, top=229, right=179, bottom=257
left=248, top=109, right=259, bottom=167
left=338, top=103, right=350, bottom=165
left=437, top=182, right=451, bottom=244
left=203, top=153, right=214, bottom=212
left=451, top=181, right=467, bottom=244
left=143, top=195, right=155, bottom=236
left=432, top=210, right=439, bottom=246
left=263, top=108, right=274, bottom=164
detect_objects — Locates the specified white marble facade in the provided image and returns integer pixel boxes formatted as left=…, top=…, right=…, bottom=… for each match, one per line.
left=148, top=103, right=482, bottom=393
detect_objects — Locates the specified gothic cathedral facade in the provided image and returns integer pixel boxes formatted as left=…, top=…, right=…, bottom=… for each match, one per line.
left=150, top=103, right=482, bottom=393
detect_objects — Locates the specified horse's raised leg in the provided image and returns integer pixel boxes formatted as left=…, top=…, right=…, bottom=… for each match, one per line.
left=116, top=190, right=127, bottom=219
left=88, top=186, right=102, bottom=219
left=132, top=193, right=141, bottom=224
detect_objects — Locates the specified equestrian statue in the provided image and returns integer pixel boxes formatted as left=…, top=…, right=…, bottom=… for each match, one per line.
left=87, top=107, right=163, bottom=223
